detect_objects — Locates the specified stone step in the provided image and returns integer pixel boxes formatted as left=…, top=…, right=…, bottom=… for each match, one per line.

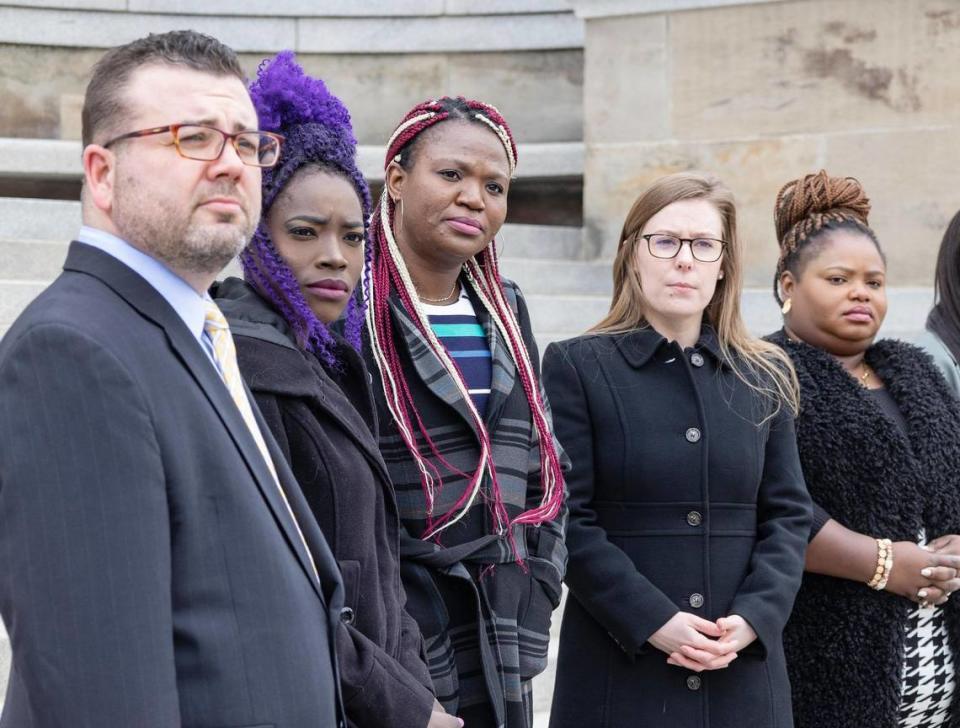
left=0, top=239, right=70, bottom=281
left=0, top=620, right=7, bottom=713
left=496, top=226, right=583, bottom=261
left=0, top=198, right=81, bottom=244
left=500, top=257, right=611, bottom=297
left=2, top=0, right=572, bottom=17
left=0, top=281, right=47, bottom=331
left=523, top=294, right=610, bottom=339
left=1, top=5, right=583, bottom=53
left=0, top=198, right=584, bottom=260
left=0, top=138, right=584, bottom=184
left=0, top=277, right=933, bottom=348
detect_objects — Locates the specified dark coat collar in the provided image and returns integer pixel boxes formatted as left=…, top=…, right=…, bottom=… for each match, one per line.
left=214, top=276, right=382, bottom=461
left=615, top=322, right=725, bottom=369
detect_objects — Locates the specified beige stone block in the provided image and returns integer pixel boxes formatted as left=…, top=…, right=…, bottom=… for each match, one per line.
left=824, top=125, right=960, bottom=286
left=445, top=51, right=583, bottom=143
left=584, top=13, right=668, bottom=144
left=0, top=45, right=100, bottom=138
left=243, top=49, right=583, bottom=146
left=238, top=52, right=447, bottom=145
left=670, top=0, right=960, bottom=140
left=59, top=94, right=84, bottom=141
left=583, top=135, right=821, bottom=284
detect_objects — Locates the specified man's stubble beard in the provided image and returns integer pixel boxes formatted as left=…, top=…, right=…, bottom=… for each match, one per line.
left=113, top=177, right=259, bottom=278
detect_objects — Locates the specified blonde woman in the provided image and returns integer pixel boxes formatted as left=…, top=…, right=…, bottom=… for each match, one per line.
left=543, top=172, right=811, bottom=728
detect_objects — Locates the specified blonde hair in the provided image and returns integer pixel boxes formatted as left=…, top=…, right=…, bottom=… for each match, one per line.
left=592, top=171, right=799, bottom=419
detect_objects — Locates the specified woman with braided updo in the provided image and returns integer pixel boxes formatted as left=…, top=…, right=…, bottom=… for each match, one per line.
left=767, top=170, right=960, bottom=728
left=363, top=97, right=568, bottom=727
left=213, top=54, right=460, bottom=728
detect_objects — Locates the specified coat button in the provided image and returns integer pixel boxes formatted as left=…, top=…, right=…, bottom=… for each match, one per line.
left=691, top=352, right=705, bottom=367
left=686, top=675, right=702, bottom=691
left=339, top=606, right=355, bottom=625
left=689, top=593, right=704, bottom=608
left=686, top=511, right=702, bottom=527
left=685, top=427, right=701, bottom=443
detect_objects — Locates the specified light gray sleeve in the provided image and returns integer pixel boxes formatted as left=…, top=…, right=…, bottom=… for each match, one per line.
left=914, top=330, right=960, bottom=399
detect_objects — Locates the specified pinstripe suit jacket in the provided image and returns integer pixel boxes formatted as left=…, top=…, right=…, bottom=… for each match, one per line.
left=0, top=242, right=345, bottom=728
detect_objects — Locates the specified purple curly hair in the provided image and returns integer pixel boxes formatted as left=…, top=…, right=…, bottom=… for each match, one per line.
left=241, top=51, right=371, bottom=368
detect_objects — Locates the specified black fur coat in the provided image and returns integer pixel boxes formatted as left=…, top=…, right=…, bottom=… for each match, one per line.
left=767, top=330, right=960, bottom=728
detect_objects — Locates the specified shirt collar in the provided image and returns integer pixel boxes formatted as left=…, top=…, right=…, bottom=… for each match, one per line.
left=77, top=225, right=209, bottom=343
left=616, top=321, right=725, bottom=369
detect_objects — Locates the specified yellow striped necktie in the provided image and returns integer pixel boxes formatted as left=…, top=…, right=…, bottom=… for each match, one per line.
left=203, top=300, right=320, bottom=584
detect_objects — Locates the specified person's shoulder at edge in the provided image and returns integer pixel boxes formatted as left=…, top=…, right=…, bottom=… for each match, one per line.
left=914, top=328, right=960, bottom=371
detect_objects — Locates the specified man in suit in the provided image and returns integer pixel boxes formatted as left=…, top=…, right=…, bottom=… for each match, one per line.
left=0, top=31, right=345, bottom=727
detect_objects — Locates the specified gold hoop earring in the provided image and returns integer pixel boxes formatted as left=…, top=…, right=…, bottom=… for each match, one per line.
left=781, top=298, right=792, bottom=315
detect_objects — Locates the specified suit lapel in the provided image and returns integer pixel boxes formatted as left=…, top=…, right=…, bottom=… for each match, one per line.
left=64, top=242, right=329, bottom=603
left=164, top=326, right=327, bottom=604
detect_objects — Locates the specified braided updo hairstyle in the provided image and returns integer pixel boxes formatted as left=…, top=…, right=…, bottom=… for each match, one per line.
left=365, top=97, right=564, bottom=557
left=241, top=51, right=371, bottom=368
left=773, top=170, right=881, bottom=306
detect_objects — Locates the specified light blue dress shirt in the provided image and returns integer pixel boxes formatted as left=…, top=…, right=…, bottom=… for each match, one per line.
left=77, top=225, right=220, bottom=369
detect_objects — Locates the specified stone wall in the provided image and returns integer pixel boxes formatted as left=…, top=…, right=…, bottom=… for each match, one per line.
left=0, top=45, right=583, bottom=146
left=0, top=2, right=584, bottom=146
left=576, top=0, right=960, bottom=291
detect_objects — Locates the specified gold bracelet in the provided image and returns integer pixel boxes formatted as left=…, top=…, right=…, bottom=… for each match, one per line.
left=867, top=538, right=894, bottom=590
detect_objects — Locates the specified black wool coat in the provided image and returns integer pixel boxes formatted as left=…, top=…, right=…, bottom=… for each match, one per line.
left=767, top=330, right=960, bottom=728
left=214, top=278, right=436, bottom=728
left=543, top=326, right=811, bottom=728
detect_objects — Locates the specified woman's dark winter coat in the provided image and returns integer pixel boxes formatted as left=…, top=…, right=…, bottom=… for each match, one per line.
left=214, top=278, right=435, bottom=728
left=767, top=330, right=960, bottom=728
left=543, top=326, right=811, bottom=728
left=363, top=280, right=568, bottom=728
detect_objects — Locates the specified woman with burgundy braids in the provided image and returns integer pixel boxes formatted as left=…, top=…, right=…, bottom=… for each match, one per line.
left=214, top=54, right=460, bottom=728
left=767, top=170, right=960, bottom=728
left=364, top=97, right=568, bottom=727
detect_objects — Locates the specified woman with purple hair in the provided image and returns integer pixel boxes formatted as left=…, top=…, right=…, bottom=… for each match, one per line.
left=213, top=52, right=461, bottom=728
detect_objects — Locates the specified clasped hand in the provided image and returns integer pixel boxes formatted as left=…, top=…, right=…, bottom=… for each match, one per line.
left=888, top=535, right=960, bottom=607
left=649, top=612, right=756, bottom=672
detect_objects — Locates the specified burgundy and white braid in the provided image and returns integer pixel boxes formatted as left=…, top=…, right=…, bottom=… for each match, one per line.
left=365, top=97, right=564, bottom=559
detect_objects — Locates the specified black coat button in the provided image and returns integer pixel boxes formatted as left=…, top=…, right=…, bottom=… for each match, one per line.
left=686, top=511, right=703, bottom=527
left=339, top=606, right=355, bottom=625
left=691, top=352, right=705, bottom=367
left=689, top=593, right=704, bottom=608
left=685, top=427, right=701, bottom=443
left=686, top=675, right=702, bottom=691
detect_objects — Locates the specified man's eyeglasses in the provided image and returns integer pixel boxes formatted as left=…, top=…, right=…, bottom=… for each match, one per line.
left=640, top=234, right=726, bottom=263
left=102, top=124, right=284, bottom=168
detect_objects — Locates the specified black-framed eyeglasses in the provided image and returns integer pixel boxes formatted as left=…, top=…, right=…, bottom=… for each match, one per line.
left=640, top=234, right=726, bottom=263
left=102, top=124, right=284, bottom=168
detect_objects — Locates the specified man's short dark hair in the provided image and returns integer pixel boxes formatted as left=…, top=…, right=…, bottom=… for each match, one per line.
left=81, top=30, right=245, bottom=147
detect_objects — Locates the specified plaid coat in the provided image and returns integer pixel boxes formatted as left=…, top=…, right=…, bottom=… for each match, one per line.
left=364, top=278, right=568, bottom=728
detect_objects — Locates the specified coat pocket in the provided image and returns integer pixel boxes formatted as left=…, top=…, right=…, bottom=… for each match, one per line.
left=518, top=560, right=559, bottom=679
left=338, top=559, right=362, bottom=613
